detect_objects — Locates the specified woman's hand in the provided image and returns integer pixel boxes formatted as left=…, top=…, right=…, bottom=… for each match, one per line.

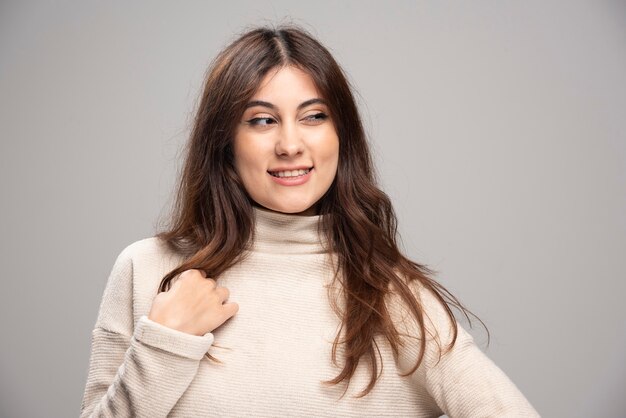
left=148, top=269, right=239, bottom=336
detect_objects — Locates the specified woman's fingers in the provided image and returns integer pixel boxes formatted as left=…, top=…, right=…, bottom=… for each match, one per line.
left=222, top=301, right=239, bottom=316
left=214, top=285, right=230, bottom=302
left=148, top=269, right=238, bottom=336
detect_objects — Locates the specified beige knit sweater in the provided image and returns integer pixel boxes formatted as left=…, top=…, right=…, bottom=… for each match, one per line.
left=80, top=207, right=539, bottom=417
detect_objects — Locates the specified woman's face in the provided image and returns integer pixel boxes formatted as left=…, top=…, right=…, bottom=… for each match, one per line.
left=233, top=65, right=339, bottom=216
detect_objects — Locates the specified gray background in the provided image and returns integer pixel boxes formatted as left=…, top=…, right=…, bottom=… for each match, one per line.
left=1, top=1, right=624, bottom=417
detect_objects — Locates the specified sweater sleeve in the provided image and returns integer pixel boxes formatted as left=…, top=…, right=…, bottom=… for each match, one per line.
left=415, top=284, right=540, bottom=418
left=79, top=242, right=214, bottom=418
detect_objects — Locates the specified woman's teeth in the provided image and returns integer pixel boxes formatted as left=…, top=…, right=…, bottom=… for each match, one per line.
left=269, top=168, right=311, bottom=178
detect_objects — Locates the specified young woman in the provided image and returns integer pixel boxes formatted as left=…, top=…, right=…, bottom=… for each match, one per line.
left=80, top=26, right=539, bottom=417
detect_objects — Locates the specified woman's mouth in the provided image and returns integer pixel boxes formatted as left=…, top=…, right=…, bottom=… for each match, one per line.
left=268, top=167, right=313, bottom=178
left=267, top=167, right=314, bottom=186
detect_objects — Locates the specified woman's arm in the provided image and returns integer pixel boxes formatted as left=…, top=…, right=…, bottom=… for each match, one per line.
left=391, top=279, right=540, bottom=417
left=423, top=323, right=539, bottom=417
left=79, top=242, right=214, bottom=418
left=416, top=284, right=540, bottom=418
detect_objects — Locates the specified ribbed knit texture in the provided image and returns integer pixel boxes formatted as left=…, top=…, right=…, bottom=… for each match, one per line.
left=80, top=206, right=540, bottom=417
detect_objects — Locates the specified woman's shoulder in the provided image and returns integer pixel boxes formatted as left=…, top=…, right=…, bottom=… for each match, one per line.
left=115, top=236, right=185, bottom=281
left=386, top=271, right=465, bottom=359
left=116, top=236, right=174, bottom=260
left=111, top=236, right=185, bottom=271
left=101, top=236, right=186, bottom=327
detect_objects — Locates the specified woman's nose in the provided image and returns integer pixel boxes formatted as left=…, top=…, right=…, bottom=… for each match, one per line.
left=275, top=123, right=304, bottom=157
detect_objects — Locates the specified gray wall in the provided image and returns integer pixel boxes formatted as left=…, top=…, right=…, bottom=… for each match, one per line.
left=1, top=1, right=624, bottom=417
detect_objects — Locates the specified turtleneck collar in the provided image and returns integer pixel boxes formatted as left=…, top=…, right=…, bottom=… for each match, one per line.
left=249, top=206, right=330, bottom=254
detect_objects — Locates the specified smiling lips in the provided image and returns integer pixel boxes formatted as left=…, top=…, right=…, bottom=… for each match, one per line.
left=267, top=166, right=314, bottom=185
left=268, top=167, right=312, bottom=178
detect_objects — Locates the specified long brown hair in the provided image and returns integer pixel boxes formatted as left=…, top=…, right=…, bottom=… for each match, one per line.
left=155, top=25, right=487, bottom=398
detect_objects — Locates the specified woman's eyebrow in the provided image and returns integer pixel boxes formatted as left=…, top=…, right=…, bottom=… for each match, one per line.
left=297, top=98, right=327, bottom=110
left=243, top=98, right=327, bottom=111
left=244, top=100, right=276, bottom=110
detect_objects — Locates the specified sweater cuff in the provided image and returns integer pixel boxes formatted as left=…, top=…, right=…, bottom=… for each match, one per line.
left=134, top=315, right=214, bottom=360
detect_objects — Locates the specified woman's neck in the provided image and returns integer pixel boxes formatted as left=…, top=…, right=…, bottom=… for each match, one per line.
left=249, top=206, right=329, bottom=254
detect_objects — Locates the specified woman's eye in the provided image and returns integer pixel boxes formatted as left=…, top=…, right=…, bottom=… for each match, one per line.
left=303, top=113, right=328, bottom=124
left=246, top=117, right=276, bottom=126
